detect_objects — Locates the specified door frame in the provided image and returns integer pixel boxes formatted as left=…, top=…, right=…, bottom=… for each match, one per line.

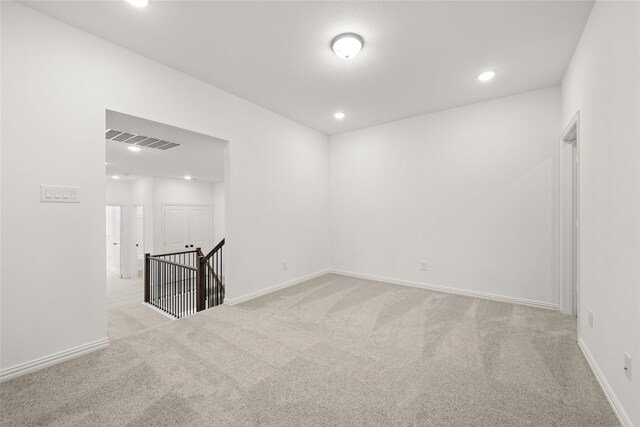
left=161, top=202, right=213, bottom=253
left=106, top=204, right=123, bottom=278
left=132, top=204, right=145, bottom=277
left=559, top=111, right=580, bottom=322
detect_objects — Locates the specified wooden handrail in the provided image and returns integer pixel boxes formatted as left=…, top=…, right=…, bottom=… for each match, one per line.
left=201, top=238, right=225, bottom=263
left=148, top=257, right=197, bottom=271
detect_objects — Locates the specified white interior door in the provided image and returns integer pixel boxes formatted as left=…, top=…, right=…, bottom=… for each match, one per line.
left=190, top=206, right=212, bottom=253
left=134, top=205, right=144, bottom=275
left=164, top=205, right=190, bottom=253
left=163, top=204, right=212, bottom=253
left=106, top=205, right=122, bottom=277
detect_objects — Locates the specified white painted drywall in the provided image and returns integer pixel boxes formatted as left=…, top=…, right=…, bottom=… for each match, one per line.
left=562, top=2, right=640, bottom=424
left=105, top=179, right=131, bottom=206
left=212, top=181, right=226, bottom=245
left=0, top=3, right=329, bottom=373
left=130, top=177, right=155, bottom=255
left=329, top=87, right=560, bottom=306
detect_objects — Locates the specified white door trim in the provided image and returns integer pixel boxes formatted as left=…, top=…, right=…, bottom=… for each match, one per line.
left=559, top=111, right=581, bottom=322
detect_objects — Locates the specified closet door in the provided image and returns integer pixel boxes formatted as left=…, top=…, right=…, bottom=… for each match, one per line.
left=163, top=205, right=190, bottom=252
left=189, top=206, right=211, bottom=253
left=163, top=204, right=212, bottom=253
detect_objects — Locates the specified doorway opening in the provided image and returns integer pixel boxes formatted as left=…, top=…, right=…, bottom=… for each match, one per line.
left=133, top=205, right=144, bottom=278
left=104, top=109, right=228, bottom=337
left=105, top=205, right=122, bottom=278
left=560, top=111, right=580, bottom=318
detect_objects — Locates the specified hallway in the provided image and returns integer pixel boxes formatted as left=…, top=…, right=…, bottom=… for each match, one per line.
left=107, top=275, right=172, bottom=341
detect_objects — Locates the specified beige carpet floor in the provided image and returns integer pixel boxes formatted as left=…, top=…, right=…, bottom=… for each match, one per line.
left=107, top=275, right=172, bottom=341
left=1, top=274, right=618, bottom=426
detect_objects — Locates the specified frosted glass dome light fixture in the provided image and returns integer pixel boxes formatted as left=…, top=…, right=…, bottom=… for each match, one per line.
left=331, top=33, right=364, bottom=59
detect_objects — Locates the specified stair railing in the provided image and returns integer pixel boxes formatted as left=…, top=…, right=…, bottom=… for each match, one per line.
left=144, top=239, right=225, bottom=318
left=200, top=238, right=225, bottom=309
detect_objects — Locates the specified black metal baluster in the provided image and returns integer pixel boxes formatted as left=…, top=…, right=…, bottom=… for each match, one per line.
left=213, top=249, right=220, bottom=305
left=156, top=261, right=161, bottom=310
left=172, top=264, right=175, bottom=316
left=221, top=248, right=223, bottom=302
left=215, top=255, right=218, bottom=306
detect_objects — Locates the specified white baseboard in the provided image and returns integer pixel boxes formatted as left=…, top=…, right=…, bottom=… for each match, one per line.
left=0, top=338, right=109, bottom=382
left=578, top=338, right=632, bottom=427
left=330, top=269, right=559, bottom=310
left=224, top=269, right=330, bottom=305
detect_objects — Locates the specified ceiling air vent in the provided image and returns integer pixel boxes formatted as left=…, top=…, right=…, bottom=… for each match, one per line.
left=105, top=129, right=181, bottom=151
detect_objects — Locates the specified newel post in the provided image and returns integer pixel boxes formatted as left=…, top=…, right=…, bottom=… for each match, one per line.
left=197, top=253, right=206, bottom=312
left=144, top=253, right=151, bottom=303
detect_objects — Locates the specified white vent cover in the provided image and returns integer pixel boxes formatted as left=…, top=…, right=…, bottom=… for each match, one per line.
left=105, top=129, right=181, bottom=151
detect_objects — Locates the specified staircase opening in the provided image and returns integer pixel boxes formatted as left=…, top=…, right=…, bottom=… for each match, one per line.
left=105, top=110, right=229, bottom=336
left=144, top=239, right=225, bottom=318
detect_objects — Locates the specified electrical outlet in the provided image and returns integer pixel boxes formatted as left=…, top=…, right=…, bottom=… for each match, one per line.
left=420, top=262, right=428, bottom=271
left=282, top=261, right=287, bottom=270
left=624, top=353, right=632, bottom=380
left=588, top=309, right=593, bottom=328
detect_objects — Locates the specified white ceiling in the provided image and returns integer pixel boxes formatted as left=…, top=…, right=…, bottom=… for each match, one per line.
left=26, top=1, right=593, bottom=135
left=105, top=110, right=226, bottom=182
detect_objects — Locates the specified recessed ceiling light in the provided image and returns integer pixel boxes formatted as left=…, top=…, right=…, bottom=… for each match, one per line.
left=105, top=162, right=108, bottom=165
left=184, top=175, right=192, bottom=180
left=331, top=33, right=363, bottom=60
left=127, top=146, right=142, bottom=152
left=126, top=0, right=150, bottom=7
left=112, top=175, right=120, bottom=180
left=478, top=70, right=496, bottom=82
left=334, top=112, right=345, bottom=120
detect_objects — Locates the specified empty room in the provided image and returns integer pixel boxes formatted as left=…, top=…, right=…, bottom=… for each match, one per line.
left=0, top=1, right=638, bottom=426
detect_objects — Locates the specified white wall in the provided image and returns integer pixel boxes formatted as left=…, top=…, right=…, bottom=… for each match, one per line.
left=0, top=2, right=329, bottom=374
left=561, top=2, right=640, bottom=425
left=212, top=181, right=226, bottom=245
left=131, top=177, right=154, bottom=255
left=330, top=87, right=560, bottom=307
left=105, top=180, right=131, bottom=206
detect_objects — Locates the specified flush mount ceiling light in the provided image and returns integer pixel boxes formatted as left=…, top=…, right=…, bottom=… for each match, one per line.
left=184, top=175, right=192, bottom=180
left=334, top=112, right=345, bottom=120
left=112, top=175, right=120, bottom=180
left=331, top=33, right=363, bottom=59
left=127, top=146, right=142, bottom=152
left=478, top=70, right=496, bottom=82
left=126, top=0, right=150, bottom=7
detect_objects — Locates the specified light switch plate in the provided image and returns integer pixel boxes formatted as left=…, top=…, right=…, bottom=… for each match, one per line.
left=41, top=185, right=79, bottom=203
